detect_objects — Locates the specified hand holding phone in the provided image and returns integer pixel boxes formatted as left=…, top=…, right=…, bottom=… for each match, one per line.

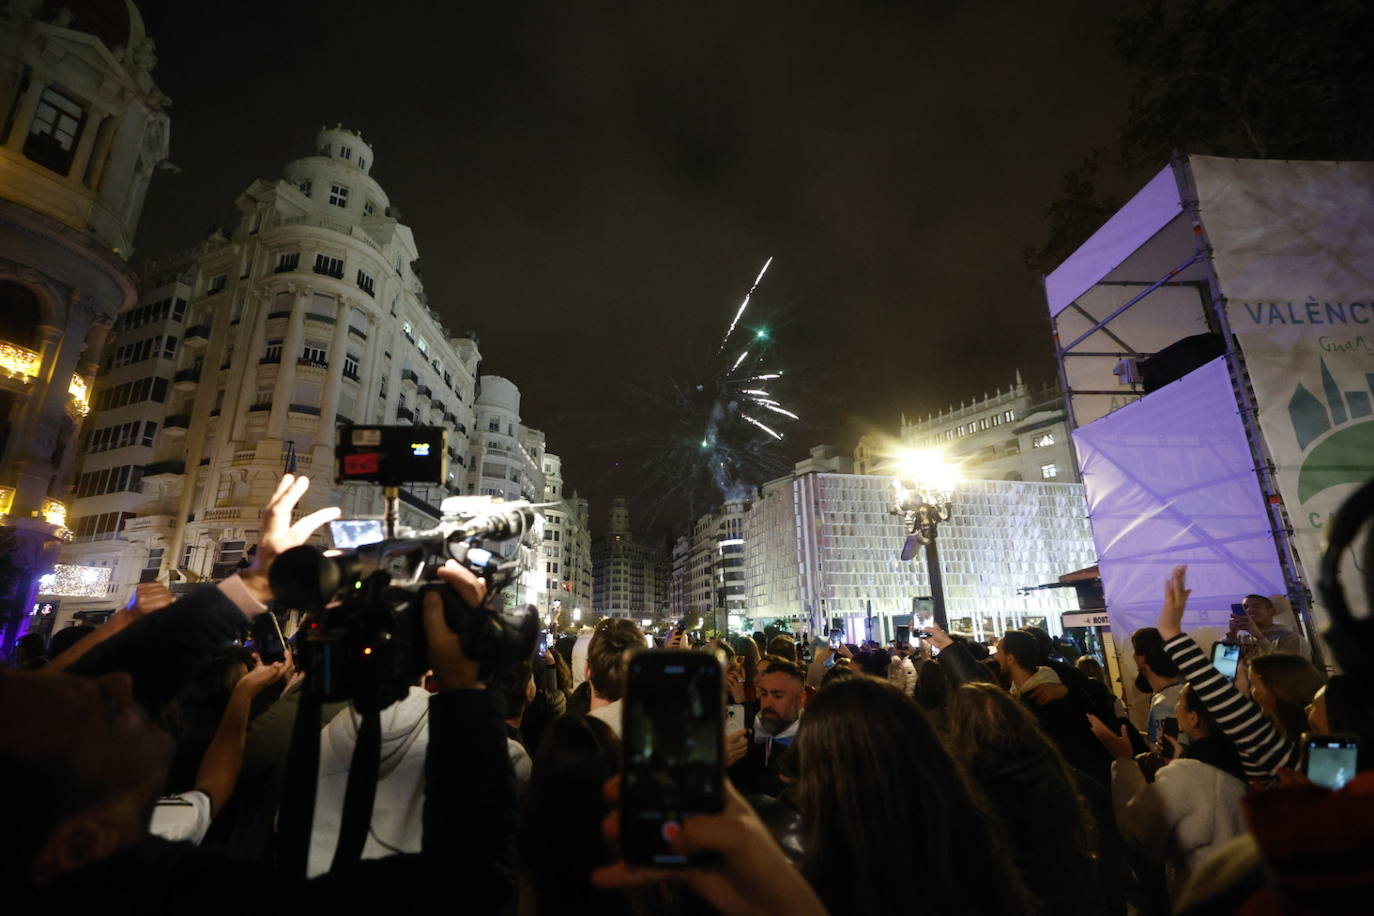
left=1303, top=732, right=1359, bottom=790
left=620, top=650, right=725, bottom=867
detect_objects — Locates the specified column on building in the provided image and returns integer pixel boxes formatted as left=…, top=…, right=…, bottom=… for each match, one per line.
left=267, top=285, right=310, bottom=439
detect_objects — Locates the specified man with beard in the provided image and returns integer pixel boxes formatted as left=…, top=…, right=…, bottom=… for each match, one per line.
left=730, top=658, right=806, bottom=797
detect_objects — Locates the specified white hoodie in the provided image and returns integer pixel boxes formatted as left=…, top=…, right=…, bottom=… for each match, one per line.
left=308, top=687, right=431, bottom=876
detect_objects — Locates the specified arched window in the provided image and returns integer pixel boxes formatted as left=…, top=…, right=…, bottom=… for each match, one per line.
left=0, top=281, right=43, bottom=348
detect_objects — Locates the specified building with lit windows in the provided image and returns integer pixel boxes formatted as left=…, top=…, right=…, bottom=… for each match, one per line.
left=0, top=0, right=170, bottom=645
left=854, top=372, right=1079, bottom=484
left=56, top=126, right=486, bottom=626
left=670, top=499, right=748, bottom=634
left=745, top=445, right=1096, bottom=642
left=538, top=452, right=592, bottom=626
left=592, top=496, right=667, bottom=620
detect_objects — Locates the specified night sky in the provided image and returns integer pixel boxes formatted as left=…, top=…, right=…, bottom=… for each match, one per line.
left=134, top=0, right=1135, bottom=535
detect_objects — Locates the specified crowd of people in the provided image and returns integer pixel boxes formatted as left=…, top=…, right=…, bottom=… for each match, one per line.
left=3, top=472, right=1373, bottom=915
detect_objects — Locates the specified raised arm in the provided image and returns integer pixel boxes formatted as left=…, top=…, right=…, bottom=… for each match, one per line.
left=1156, top=566, right=1298, bottom=781
left=194, top=657, right=290, bottom=816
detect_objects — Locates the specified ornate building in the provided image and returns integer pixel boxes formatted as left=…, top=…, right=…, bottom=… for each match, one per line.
left=0, top=0, right=169, bottom=645
left=58, top=127, right=484, bottom=623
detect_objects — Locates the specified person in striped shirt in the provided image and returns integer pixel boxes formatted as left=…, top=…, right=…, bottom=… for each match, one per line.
left=1154, top=565, right=1300, bottom=784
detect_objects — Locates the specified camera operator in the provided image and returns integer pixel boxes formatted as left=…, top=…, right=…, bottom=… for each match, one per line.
left=2, top=473, right=518, bottom=915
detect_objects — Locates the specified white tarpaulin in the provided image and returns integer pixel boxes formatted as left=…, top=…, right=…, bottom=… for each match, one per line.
left=1194, top=156, right=1374, bottom=623
left=1073, top=356, right=1287, bottom=638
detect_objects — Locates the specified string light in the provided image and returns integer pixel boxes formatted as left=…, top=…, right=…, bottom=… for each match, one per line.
left=37, top=564, right=111, bottom=598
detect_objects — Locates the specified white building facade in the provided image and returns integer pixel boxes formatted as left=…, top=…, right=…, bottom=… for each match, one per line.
left=855, top=372, right=1079, bottom=485
left=746, top=445, right=1098, bottom=642
left=59, top=127, right=489, bottom=622
left=538, top=452, right=592, bottom=626
left=670, top=499, right=748, bottom=634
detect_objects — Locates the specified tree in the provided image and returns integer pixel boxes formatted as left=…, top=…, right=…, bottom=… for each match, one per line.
left=1026, top=0, right=1374, bottom=274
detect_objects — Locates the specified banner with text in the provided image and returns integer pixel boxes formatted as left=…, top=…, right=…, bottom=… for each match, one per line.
left=1192, top=156, right=1374, bottom=625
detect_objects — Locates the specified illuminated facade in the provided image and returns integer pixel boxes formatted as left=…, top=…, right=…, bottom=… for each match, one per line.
left=58, top=127, right=485, bottom=623
left=854, top=372, right=1079, bottom=484
left=0, top=1, right=169, bottom=644
left=670, top=499, right=748, bottom=633
left=592, top=496, right=668, bottom=620
left=538, top=452, right=593, bottom=625
left=746, top=445, right=1097, bottom=642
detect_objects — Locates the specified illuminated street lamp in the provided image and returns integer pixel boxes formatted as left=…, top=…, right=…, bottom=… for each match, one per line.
left=891, top=450, right=959, bottom=631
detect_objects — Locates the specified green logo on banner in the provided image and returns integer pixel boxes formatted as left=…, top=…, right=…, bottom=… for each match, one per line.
left=1287, top=358, right=1374, bottom=501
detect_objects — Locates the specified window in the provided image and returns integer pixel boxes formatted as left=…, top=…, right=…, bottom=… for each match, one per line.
left=343, top=353, right=360, bottom=380
left=299, top=179, right=312, bottom=197
left=71, top=511, right=134, bottom=541
left=91, top=376, right=169, bottom=411
left=313, top=254, right=344, bottom=279
left=217, top=540, right=246, bottom=566
left=363, top=199, right=375, bottom=217
left=339, top=146, right=352, bottom=160
left=488, top=419, right=500, bottom=432
left=142, top=421, right=157, bottom=446
left=275, top=252, right=299, bottom=273
left=417, top=337, right=428, bottom=355
left=263, top=339, right=282, bottom=363
left=163, top=336, right=177, bottom=359
left=401, top=321, right=414, bottom=341
left=1041, top=463, right=1058, bottom=479
left=328, top=184, right=349, bottom=208
left=23, top=86, right=85, bottom=174
left=301, top=344, right=327, bottom=366
left=207, top=275, right=226, bottom=295
left=358, top=156, right=367, bottom=170
left=145, top=547, right=164, bottom=570
left=356, top=269, right=375, bottom=297
left=1032, top=433, right=1055, bottom=448
left=1005, top=410, right=1016, bottom=422
left=74, top=464, right=144, bottom=498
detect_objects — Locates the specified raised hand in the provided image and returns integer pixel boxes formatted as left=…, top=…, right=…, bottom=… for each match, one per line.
left=240, top=474, right=341, bottom=605
left=1157, top=565, right=1190, bottom=640
left=1087, top=714, right=1134, bottom=760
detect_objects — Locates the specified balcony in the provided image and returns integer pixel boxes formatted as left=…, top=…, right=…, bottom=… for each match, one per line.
left=297, top=357, right=328, bottom=370
left=288, top=403, right=321, bottom=416
left=124, top=514, right=174, bottom=533
left=142, top=461, right=185, bottom=477
left=342, top=369, right=360, bottom=382
left=267, top=310, right=291, bottom=321
left=184, top=324, right=211, bottom=347
left=347, top=325, right=367, bottom=341
left=305, top=312, right=336, bottom=325
left=259, top=355, right=281, bottom=365
left=401, top=369, right=418, bottom=385
left=417, top=385, right=432, bottom=398
left=173, top=368, right=200, bottom=390
left=431, top=400, right=446, bottom=414
left=0, top=339, right=41, bottom=382
left=248, top=403, right=270, bottom=413
left=397, top=407, right=414, bottom=422
left=163, top=414, right=190, bottom=436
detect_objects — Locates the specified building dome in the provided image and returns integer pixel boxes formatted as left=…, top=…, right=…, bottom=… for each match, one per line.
left=315, top=125, right=374, bottom=175
left=477, top=375, right=521, bottom=415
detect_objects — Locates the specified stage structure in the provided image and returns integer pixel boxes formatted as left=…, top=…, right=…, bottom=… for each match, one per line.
left=1045, top=156, right=1374, bottom=661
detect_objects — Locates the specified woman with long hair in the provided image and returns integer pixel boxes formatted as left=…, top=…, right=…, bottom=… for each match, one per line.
left=1247, top=653, right=1325, bottom=742
left=519, top=715, right=654, bottom=915
left=794, top=677, right=1031, bottom=915
left=947, top=682, right=1106, bottom=916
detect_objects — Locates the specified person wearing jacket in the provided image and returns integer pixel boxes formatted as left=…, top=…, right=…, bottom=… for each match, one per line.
left=1090, top=681, right=1248, bottom=905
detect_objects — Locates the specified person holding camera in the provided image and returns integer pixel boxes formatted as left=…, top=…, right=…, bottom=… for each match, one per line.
left=2, top=473, right=518, bottom=915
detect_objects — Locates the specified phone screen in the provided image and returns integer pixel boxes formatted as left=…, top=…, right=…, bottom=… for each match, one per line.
left=1212, top=642, right=1241, bottom=680
left=1305, top=734, right=1359, bottom=790
left=536, top=630, right=550, bottom=656
left=327, top=518, right=385, bottom=549
left=828, top=629, right=842, bottom=650
left=621, top=650, right=724, bottom=866
left=896, top=625, right=910, bottom=645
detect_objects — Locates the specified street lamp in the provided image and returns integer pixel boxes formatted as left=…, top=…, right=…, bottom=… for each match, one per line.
left=891, top=449, right=959, bottom=631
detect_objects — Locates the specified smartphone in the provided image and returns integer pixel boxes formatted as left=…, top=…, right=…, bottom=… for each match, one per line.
left=621, top=650, right=725, bottom=867
left=725, top=703, right=745, bottom=735
left=896, top=625, right=910, bottom=645
left=536, top=630, right=550, bottom=656
left=1212, top=642, right=1241, bottom=680
left=828, top=628, right=842, bottom=650
left=1303, top=732, right=1359, bottom=790
left=326, top=518, right=385, bottom=550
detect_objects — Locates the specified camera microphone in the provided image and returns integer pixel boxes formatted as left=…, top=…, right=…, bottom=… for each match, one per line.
left=456, top=502, right=537, bottom=540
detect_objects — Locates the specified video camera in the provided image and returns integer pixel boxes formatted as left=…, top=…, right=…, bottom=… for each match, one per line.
left=267, top=425, right=541, bottom=708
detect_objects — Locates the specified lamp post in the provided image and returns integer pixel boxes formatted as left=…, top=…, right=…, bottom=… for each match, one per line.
left=891, top=450, right=959, bottom=632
